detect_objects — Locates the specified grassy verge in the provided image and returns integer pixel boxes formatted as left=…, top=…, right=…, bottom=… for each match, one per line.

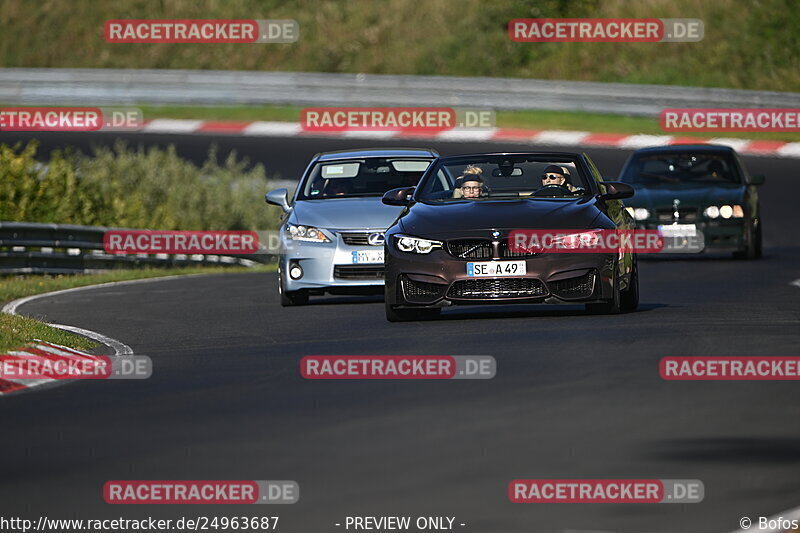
left=0, top=265, right=275, bottom=353
left=138, top=104, right=800, bottom=143
left=2, top=0, right=799, bottom=92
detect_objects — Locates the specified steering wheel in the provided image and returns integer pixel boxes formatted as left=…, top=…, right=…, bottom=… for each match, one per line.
left=531, top=184, right=573, bottom=197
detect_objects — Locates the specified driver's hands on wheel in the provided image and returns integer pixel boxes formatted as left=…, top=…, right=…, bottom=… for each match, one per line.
left=532, top=165, right=576, bottom=196
left=532, top=183, right=573, bottom=196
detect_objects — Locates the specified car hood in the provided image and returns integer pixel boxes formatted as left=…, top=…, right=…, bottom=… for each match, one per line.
left=291, top=198, right=403, bottom=230
left=628, top=184, right=744, bottom=209
left=400, top=199, right=604, bottom=237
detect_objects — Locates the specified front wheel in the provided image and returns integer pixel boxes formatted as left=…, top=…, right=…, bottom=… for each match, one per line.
left=279, top=271, right=309, bottom=306
left=733, top=221, right=762, bottom=260
left=620, top=260, right=639, bottom=313
left=586, top=264, right=621, bottom=315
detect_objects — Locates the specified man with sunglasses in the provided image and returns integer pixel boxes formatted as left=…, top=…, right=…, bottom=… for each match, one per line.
left=540, top=164, right=569, bottom=187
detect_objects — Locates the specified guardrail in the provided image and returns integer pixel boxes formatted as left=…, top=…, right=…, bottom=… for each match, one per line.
left=0, top=221, right=270, bottom=274
left=1, top=68, right=799, bottom=117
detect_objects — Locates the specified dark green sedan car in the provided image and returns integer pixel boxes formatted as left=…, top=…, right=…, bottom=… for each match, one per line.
left=618, top=144, right=764, bottom=259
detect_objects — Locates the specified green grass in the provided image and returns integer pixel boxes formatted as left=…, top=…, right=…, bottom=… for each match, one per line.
left=1, top=0, right=799, bottom=92
left=137, top=104, right=800, bottom=143
left=0, top=265, right=275, bottom=353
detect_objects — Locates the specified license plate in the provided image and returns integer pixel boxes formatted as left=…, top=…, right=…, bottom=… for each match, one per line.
left=351, top=249, right=384, bottom=264
left=467, top=261, right=526, bottom=277
left=658, top=224, right=697, bottom=238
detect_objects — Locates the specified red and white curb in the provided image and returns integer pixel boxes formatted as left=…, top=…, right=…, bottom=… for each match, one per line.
left=0, top=341, right=105, bottom=396
left=137, top=119, right=800, bottom=158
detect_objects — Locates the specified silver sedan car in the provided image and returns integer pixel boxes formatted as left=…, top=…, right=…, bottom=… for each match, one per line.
left=265, top=148, right=437, bottom=306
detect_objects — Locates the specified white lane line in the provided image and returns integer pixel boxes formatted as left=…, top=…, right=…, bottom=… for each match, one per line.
left=790, top=278, right=800, bottom=289
left=142, top=119, right=204, bottom=133
left=727, top=504, right=800, bottom=532
left=436, top=128, right=499, bottom=141
left=340, top=130, right=398, bottom=139
left=243, top=121, right=303, bottom=136
left=532, top=130, right=590, bottom=145
left=619, top=134, right=674, bottom=148
left=708, top=138, right=750, bottom=151
left=49, top=324, right=133, bottom=356
left=1, top=274, right=208, bottom=357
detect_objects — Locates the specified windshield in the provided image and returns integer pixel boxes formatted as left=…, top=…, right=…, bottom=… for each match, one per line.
left=620, top=152, right=741, bottom=187
left=416, top=155, right=591, bottom=202
left=297, top=158, right=432, bottom=199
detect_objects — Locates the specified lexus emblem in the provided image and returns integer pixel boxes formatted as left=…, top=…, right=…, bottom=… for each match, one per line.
left=368, top=232, right=385, bottom=246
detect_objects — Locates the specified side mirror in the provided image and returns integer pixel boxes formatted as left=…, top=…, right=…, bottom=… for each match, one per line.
left=600, top=181, right=635, bottom=200
left=265, top=188, right=291, bottom=213
left=382, top=187, right=415, bottom=206
left=750, top=174, right=765, bottom=186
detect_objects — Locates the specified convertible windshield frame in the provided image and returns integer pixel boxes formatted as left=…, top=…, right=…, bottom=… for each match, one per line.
left=413, top=153, right=595, bottom=203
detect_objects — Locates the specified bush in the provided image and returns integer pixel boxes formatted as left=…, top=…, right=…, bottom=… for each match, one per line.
left=0, top=141, right=282, bottom=231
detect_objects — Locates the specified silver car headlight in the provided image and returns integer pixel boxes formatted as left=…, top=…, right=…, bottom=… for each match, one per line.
left=624, top=207, right=650, bottom=221
left=286, top=224, right=331, bottom=243
left=393, top=234, right=442, bottom=254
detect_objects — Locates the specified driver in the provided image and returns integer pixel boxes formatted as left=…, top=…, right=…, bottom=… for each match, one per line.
left=540, top=165, right=568, bottom=188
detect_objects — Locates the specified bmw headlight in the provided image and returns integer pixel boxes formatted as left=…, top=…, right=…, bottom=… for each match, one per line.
left=286, top=224, right=331, bottom=243
left=703, top=205, right=743, bottom=219
left=394, top=235, right=442, bottom=254
left=624, top=207, right=650, bottom=221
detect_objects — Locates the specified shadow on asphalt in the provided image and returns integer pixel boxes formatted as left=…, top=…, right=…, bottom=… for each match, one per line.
left=648, top=438, right=800, bottom=464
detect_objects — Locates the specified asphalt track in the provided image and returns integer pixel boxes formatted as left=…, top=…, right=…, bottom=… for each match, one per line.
left=1, top=131, right=800, bottom=533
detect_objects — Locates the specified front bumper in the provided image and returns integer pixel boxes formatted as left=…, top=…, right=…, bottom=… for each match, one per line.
left=385, top=246, right=620, bottom=307
left=640, top=219, right=747, bottom=252
left=281, top=229, right=386, bottom=292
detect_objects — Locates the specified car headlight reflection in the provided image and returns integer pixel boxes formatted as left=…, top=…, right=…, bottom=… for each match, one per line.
left=286, top=224, right=331, bottom=243
left=394, top=235, right=442, bottom=254
left=624, top=207, right=650, bottom=221
left=703, top=205, right=743, bottom=219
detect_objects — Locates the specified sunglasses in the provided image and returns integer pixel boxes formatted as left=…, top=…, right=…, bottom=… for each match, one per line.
left=541, top=174, right=563, bottom=181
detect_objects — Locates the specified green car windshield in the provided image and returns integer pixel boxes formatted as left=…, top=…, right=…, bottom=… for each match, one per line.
left=621, top=153, right=742, bottom=187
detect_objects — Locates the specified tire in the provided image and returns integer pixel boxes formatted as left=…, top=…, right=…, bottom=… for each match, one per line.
left=620, top=260, right=639, bottom=313
left=585, top=264, right=621, bottom=315
left=733, top=221, right=762, bottom=260
left=753, top=220, right=763, bottom=259
left=385, top=300, right=441, bottom=322
left=279, top=270, right=309, bottom=306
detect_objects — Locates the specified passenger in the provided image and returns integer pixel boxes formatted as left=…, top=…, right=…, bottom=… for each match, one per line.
left=456, top=166, right=486, bottom=199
